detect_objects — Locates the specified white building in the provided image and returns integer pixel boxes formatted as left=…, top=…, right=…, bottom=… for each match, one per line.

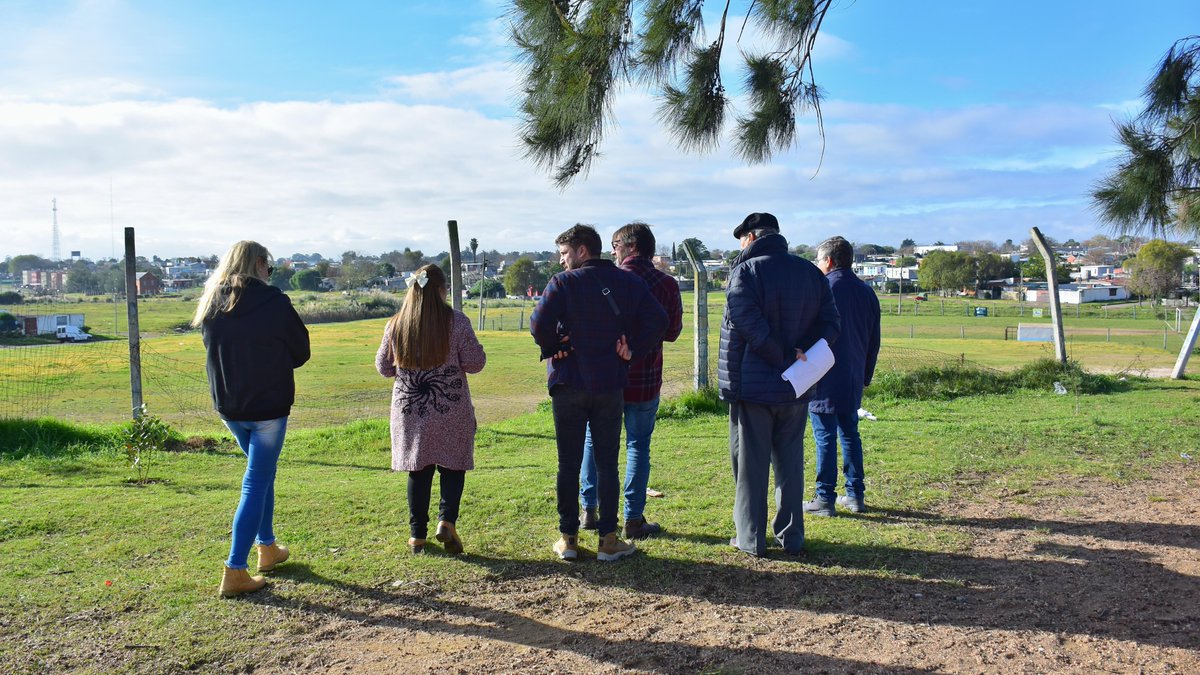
left=1025, top=284, right=1128, bottom=304
left=1077, top=265, right=1116, bottom=280
left=913, top=245, right=958, bottom=255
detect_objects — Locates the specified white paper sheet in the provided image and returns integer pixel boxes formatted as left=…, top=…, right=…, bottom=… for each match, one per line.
left=780, top=338, right=835, bottom=398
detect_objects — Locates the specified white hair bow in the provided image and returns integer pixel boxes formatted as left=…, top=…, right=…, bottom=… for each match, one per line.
left=405, top=270, right=429, bottom=289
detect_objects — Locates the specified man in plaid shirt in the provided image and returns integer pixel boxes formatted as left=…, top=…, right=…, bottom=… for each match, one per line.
left=531, top=224, right=668, bottom=561
left=579, top=222, right=683, bottom=539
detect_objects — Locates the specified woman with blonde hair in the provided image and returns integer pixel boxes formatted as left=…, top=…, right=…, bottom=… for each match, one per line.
left=375, top=263, right=485, bottom=555
left=193, top=240, right=310, bottom=597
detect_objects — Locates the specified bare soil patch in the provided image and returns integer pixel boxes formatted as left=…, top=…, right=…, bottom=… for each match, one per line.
left=266, top=466, right=1200, bottom=674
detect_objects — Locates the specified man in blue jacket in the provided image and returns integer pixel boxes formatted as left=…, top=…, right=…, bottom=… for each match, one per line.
left=531, top=224, right=668, bottom=562
left=804, top=236, right=881, bottom=515
left=719, top=213, right=840, bottom=557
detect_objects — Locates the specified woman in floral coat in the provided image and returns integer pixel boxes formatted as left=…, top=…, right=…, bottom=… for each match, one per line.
left=376, top=264, right=486, bottom=554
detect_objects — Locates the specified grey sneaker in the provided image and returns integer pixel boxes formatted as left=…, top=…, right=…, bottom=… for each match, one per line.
left=836, top=495, right=866, bottom=513
left=803, top=498, right=835, bottom=517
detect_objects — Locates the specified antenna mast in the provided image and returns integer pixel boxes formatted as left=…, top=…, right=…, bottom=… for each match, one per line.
left=52, top=198, right=61, bottom=261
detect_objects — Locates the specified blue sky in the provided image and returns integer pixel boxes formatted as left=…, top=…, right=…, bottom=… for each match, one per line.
left=1, top=0, right=1196, bottom=259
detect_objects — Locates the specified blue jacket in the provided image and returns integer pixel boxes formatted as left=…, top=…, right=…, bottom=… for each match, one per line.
left=531, top=258, right=668, bottom=393
left=718, top=233, right=841, bottom=406
left=809, top=267, right=881, bottom=415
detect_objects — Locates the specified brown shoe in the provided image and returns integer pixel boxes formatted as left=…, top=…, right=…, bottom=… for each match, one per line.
left=553, top=533, right=579, bottom=560
left=409, top=538, right=426, bottom=554
left=219, top=566, right=266, bottom=598
left=435, top=521, right=464, bottom=555
left=623, top=517, right=662, bottom=540
left=597, top=532, right=636, bottom=562
left=257, top=542, right=290, bottom=572
left=579, top=507, right=598, bottom=530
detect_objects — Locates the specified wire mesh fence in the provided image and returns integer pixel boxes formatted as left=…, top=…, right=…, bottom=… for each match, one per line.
left=2, top=335, right=1005, bottom=433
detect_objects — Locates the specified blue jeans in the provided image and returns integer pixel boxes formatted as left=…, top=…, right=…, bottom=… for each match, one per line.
left=809, top=411, right=864, bottom=502
left=551, top=385, right=623, bottom=536
left=223, top=417, right=288, bottom=569
left=580, top=396, right=660, bottom=520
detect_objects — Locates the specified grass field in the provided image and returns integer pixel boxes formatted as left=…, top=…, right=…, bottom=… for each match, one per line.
left=2, top=288, right=1199, bottom=671
left=1, top=373, right=1198, bottom=671
left=1, top=291, right=1194, bottom=434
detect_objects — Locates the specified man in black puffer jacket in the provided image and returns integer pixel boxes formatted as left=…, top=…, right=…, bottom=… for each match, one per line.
left=718, top=213, right=840, bottom=557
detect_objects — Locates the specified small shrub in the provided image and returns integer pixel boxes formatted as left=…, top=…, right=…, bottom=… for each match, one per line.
left=658, top=386, right=725, bottom=419
left=124, top=406, right=172, bottom=484
left=867, top=358, right=1124, bottom=401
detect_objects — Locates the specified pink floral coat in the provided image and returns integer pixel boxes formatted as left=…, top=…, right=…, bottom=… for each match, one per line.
left=375, top=311, right=486, bottom=472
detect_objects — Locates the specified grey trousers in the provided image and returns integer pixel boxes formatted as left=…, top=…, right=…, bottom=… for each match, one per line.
left=729, top=400, right=807, bottom=556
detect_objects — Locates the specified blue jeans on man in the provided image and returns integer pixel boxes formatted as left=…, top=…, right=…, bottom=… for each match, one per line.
left=580, top=396, right=659, bottom=521
left=223, top=416, right=288, bottom=570
left=808, top=411, right=864, bottom=502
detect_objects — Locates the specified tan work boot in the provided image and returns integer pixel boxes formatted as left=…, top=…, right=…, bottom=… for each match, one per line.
left=435, top=521, right=464, bottom=555
left=597, top=532, right=636, bottom=562
left=257, top=542, right=290, bottom=572
left=553, top=533, right=579, bottom=560
left=409, top=537, right=426, bottom=554
left=219, top=566, right=266, bottom=598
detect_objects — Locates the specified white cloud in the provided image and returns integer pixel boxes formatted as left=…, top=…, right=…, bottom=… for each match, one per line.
left=383, top=63, right=518, bottom=108
left=1, top=81, right=1130, bottom=261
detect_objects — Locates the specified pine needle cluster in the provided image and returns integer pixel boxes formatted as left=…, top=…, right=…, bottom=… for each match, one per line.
left=1094, top=36, right=1200, bottom=237
left=509, top=0, right=832, bottom=186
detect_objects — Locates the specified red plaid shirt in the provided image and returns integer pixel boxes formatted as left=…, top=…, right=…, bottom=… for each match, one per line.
left=620, top=256, right=683, bottom=402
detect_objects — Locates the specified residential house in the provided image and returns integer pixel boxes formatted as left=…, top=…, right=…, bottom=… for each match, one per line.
left=135, top=272, right=162, bottom=296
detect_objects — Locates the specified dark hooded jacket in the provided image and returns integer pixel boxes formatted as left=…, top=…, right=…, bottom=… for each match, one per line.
left=717, top=232, right=840, bottom=406
left=809, top=267, right=881, bottom=414
left=201, top=279, right=310, bottom=421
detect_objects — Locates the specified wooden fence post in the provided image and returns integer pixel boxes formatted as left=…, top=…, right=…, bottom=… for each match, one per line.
left=123, top=227, right=144, bottom=419
left=447, top=220, right=463, bottom=312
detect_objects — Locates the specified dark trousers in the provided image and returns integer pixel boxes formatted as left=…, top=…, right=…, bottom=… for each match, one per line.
left=729, top=400, right=807, bottom=556
left=407, top=464, right=465, bottom=539
left=552, top=385, right=623, bottom=536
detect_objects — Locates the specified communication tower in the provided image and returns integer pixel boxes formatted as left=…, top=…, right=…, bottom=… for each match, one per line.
left=52, top=198, right=61, bottom=261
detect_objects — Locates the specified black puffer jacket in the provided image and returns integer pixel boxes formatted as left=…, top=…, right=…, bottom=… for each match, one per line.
left=717, top=233, right=840, bottom=406
left=201, top=279, right=310, bottom=421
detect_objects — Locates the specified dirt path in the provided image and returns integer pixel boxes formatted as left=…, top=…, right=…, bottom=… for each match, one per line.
left=267, top=465, right=1200, bottom=674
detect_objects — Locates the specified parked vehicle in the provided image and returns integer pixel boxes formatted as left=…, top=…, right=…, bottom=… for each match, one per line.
left=56, top=325, right=92, bottom=342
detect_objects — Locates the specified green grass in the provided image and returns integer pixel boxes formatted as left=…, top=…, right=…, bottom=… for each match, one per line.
left=3, top=291, right=1190, bottom=438
left=2, top=378, right=1198, bottom=671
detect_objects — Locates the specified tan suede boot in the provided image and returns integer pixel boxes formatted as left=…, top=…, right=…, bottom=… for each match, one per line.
left=435, top=521, right=464, bottom=555
left=257, top=542, right=290, bottom=572
left=219, top=566, right=266, bottom=598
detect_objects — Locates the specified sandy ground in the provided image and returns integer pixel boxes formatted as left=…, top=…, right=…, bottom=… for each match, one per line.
left=256, top=464, right=1200, bottom=674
